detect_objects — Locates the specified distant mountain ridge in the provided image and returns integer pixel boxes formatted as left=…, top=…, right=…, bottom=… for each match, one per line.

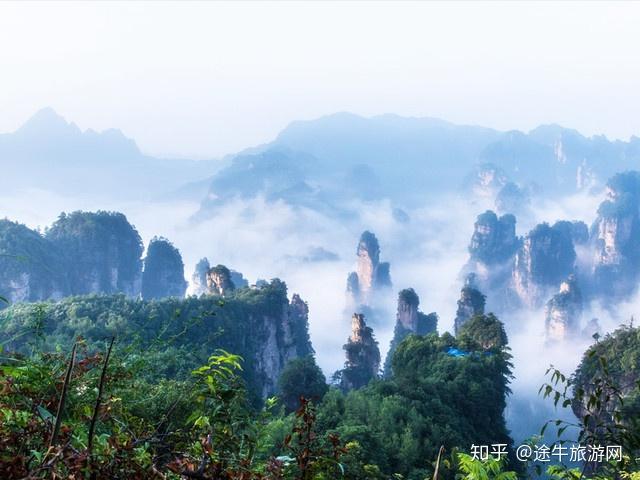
left=1, top=108, right=219, bottom=200
left=197, top=112, right=640, bottom=218
left=6, top=108, right=640, bottom=211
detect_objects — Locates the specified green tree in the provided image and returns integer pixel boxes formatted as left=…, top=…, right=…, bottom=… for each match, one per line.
left=278, top=356, right=328, bottom=413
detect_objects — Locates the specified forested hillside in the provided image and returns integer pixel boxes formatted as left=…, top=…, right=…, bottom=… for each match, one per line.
left=0, top=279, right=313, bottom=403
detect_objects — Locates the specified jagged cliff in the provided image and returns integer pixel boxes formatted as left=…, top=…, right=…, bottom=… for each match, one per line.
left=252, top=281, right=315, bottom=398
left=141, top=237, right=188, bottom=300
left=571, top=324, right=640, bottom=447
left=339, top=313, right=381, bottom=391
left=467, top=210, right=519, bottom=267
left=0, top=278, right=314, bottom=402
left=190, top=258, right=249, bottom=296
left=463, top=163, right=509, bottom=200
left=545, top=275, right=583, bottom=341
left=191, top=258, right=211, bottom=295
left=384, top=288, right=438, bottom=375
left=457, top=172, right=640, bottom=342
left=512, top=221, right=577, bottom=308
left=46, top=211, right=143, bottom=296
left=462, top=211, right=519, bottom=310
left=0, top=211, right=197, bottom=305
left=206, top=264, right=236, bottom=296
left=454, top=276, right=486, bottom=335
left=553, top=220, right=589, bottom=246
left=462, top=209, right=587, bottom=314
left=346, top=231, right=392, bottom=308
left=591, top=171, right=640, bottom=299
left=0, top=219, right=68, bottom=303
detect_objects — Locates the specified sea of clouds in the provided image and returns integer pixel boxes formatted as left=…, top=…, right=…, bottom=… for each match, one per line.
left=2, top=184, right=638, bottom=442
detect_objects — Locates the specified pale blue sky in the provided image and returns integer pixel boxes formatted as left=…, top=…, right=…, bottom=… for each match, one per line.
left=1, top=1, right=639, bottom=158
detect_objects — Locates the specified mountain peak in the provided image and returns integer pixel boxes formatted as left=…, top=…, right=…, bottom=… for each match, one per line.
left=17, top=107, right=81, bottom=137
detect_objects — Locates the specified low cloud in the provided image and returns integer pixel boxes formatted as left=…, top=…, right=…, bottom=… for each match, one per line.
left=3, top=185, right=633, bottom=442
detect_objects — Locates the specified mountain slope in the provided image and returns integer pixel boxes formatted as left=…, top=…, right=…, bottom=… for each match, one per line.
left=0, top=108, right=219, bottom=200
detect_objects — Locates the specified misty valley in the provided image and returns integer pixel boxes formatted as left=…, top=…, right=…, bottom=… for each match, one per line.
left=1, top=109, right=640, bottom=479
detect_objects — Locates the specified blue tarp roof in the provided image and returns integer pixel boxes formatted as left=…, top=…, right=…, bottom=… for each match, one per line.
left=446, top=347, right=494, bottom=358
left=446, top=347, right=469, bottom=357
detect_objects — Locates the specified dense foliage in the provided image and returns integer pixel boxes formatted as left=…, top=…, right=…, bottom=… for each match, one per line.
left=0, top=219, right=68, bottom=303
left=278, top=356, right=329, bottom=413
left=537, top=323, right=640, bottom=479
left=0, top=306, right=517, bottom=480
left=0, top=279, right=313, bottom=404
left=45, top=211, right=144, bottom=296
left=317, top=319, right=515, bottom=480
left=141, top=237, right=188, bottom=300
left=517, top=222, right=576, bottom=288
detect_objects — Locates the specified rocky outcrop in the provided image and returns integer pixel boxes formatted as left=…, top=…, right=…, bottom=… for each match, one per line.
left=191, top=258, right=211, bottom=295
left=464, top=163, right=509, bottom=200
left=454, top=277, right=486, bottom=335
left=191, top=258, right=248, bottom=296
left=141, top=237, right=187, bottom=300
left=462, top=211, right=519, bottom=310
left=394, top=288, right=437, bottom=335
left=571, top=325, right=640, bottom=453
left=553, top=220, right=589, bottom=246
left=384, top=289, right=438, bottom=375
left=0, top=277, right=315, bottom=402
left=591, top=172, right=640, bottom=299
left=458, top=172, right=640, bottom=327
left=462, top=211, right=589, bottom=315
left=46, top=211, right=143, bottom=297
left=206, top=264, right=235, bottom=296
left=0, top=220, right=68, bottom=304
left=545, top=275, right=583, bottom=341
left=512, top=222, right=576, bottom=308
left=339, top=313, right=381, bottom=391
left=253, top=281, right=315, bottom=398
left=346, top=231, right=392, bottom=311
left=468, top=211, right=519, bottom=266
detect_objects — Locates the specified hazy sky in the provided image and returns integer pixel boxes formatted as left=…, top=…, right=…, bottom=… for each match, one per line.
left=1, top=1, right=639, bottom=158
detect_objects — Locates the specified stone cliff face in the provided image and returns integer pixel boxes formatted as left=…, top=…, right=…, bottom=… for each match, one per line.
left=206, top=264, right=236, bottom=296
left=571, top=325, right=640, bottom=448
left=46, top=211, right=143, bottom=297
left=256, top=280, right=314, bottom=398
left=348, top=231, right=391, bottom=301
left=0, top=278, right=315, bottom=402
left=384, top=289, right=438, bottom=375
left=191, top=258, right=211, bottom=295
left=0, top=219, right=68, bottom=304
left=459, top=171, right=640, bottom=340
left=512, top=222, right=577, bottom=308
left=545, top=275, right=583, bottom=341
left=252, top=282, right=314, bottom=398
left=454, top=278, right=486, bottom=335
left=191, top=258, right=248, bottom=296
left=339, top=313, right=381, bottom=391
left=591, top=172, right=640, bottom=299
left=553, top=220, right=589, bottom=246
left=1, top=212, right=151, bottom=304
left=464, top=163, right=509, bottom=200
left=468, top=211, right=518, bottom=267
left=346, top=231, right=392, bottom=315
left=462, top=211, right=519, bottom=310
left=141, top=237, right=188, bottom=300
left=462, top=211, right=589, bottom=317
